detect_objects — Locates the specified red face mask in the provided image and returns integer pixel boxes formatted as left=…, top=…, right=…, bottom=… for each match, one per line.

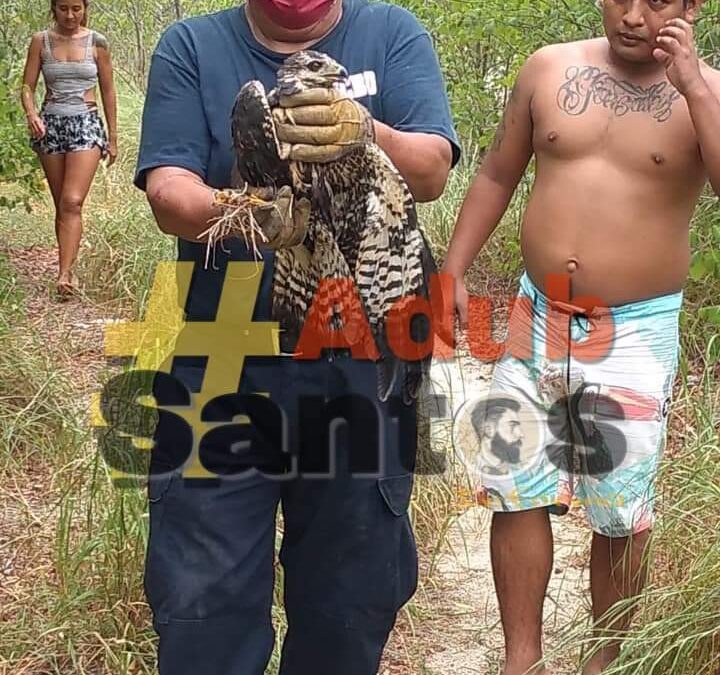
left=253, top=0, right=337, bottom=30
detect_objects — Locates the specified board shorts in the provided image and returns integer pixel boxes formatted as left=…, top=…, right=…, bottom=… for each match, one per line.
left=30, top=109, right=109, bottom=158
left=473, top=271, right=681, bottom=537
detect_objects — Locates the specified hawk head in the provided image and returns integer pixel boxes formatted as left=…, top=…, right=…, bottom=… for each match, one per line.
left=276, top=50, right=348, bottom=96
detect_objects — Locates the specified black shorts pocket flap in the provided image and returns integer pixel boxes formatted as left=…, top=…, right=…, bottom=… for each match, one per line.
left=377, top=473, right=414, bottom=516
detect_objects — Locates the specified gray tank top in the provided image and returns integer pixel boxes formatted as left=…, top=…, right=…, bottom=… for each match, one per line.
left=41, top=30, right=99, bottom=116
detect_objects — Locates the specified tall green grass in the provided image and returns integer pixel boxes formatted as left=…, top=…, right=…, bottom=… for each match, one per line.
left=0, top=252, right=82, bottom=473
left=1, top=83, right=279, bottom=675
left=1, top=77, right=718, bottom=675
left=553, top=368, right=720, bottom=675
left=75, top=87, right=175, bottom=313
left=0, top=86, right=172, bottom=674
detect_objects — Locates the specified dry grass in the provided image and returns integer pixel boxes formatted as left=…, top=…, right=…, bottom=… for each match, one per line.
left=1, top=84, right=718, bottom=674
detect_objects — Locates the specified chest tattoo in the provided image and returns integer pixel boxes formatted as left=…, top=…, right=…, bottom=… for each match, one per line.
left=557, top=66, right=680, bottom=122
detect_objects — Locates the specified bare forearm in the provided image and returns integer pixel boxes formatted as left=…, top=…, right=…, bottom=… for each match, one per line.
left=146, top=171, right=222, bottom=242
left=20, top=84, right=38, bottom=118
left=686, top=83, right=720, bottom=195
left=443, top=172, right=516, bottom=277
left=373, top=121, right=451, bottom=202
left=102, top=86, right=118, bottom=140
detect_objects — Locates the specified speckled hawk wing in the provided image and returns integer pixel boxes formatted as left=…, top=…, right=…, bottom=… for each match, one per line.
left=306, top=144, right=437, bottom=403
left=229, top=81, right=290, bottom=189
left=229, top=62, right=437, bottom=404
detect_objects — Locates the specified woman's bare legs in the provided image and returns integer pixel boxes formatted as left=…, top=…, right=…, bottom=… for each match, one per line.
left=40, top=148, right=101, bottom=294
left=38, top=151, right=66, bottom=212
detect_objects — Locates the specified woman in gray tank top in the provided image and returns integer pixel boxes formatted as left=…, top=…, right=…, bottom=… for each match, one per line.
left=20, top=0, right=118, bottom=298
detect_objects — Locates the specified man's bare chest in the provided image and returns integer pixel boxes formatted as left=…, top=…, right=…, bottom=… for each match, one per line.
left=531, top=64, right=701, bottom=175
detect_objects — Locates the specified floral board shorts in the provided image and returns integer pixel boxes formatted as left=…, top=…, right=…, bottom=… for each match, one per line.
left=473, top=272, right=681, bottom=537
left=30, top=109, right=109, bottom=158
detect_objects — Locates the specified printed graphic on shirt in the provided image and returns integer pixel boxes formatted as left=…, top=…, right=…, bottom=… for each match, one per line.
left=335, top=70, right=377, bottom=100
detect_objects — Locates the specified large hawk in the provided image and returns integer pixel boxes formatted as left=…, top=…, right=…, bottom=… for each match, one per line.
left=206, top=50, right=438, bottom=404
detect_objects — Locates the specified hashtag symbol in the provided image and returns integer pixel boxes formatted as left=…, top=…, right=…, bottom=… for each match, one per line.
left=95, top=261, right=279, bottom=479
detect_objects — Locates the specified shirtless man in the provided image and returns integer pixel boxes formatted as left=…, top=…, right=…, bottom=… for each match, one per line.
left=442, top=1, right=720, bottom=674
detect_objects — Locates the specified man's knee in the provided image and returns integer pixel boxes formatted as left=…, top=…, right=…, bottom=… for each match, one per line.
left=156, top=611, right=275, bottom=675
left=282, top=508, right=418, bottom=633
left=280, top=607, right=392, bottom=675
left=144, top=470, right=279, bottom=624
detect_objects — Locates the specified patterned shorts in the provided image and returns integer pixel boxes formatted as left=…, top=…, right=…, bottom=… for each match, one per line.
left=30, top=109, right=109, bottom=157
left=474, top=272, right=681, bottom=537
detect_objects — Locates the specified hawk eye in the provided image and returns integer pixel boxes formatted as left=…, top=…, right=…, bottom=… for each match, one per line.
left=308, top=60, right=323, bottom=72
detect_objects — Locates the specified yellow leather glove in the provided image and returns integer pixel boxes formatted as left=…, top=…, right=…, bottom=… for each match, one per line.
left=272, top=88, right=375, bottom=163
left=253, top=185, right=311, bottom=249
left=209, top=184, right=310, bottom=250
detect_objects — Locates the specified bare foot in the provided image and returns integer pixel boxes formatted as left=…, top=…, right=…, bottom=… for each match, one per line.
left=56, top=273, right=79, bottom=301
left=582, top=651, right=615, bottom=675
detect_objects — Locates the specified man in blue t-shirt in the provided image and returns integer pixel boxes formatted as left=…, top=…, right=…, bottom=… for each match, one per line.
left=134, top=0, right=459, bottom=673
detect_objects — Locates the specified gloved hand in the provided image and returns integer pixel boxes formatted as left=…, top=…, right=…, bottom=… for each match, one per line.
left=253, top=185, right=311, bottom=249
left=206, top=184, right=310, bottom=251
left=272, top=88, right=375, bottom=163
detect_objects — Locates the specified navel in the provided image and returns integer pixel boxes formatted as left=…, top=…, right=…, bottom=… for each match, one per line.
left=567, top=258, right=579, bottom=274
left=547, top=131, right=559, bottom=143
left=652, top=153, right=666, bottom=165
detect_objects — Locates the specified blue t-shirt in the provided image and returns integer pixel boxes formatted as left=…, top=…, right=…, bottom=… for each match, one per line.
left=135, top=0, right=460, bottom=323
left=134, top=0, right=458, bottom=449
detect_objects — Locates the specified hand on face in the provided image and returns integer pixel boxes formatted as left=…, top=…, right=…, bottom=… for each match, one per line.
left=653, top=17, right=707, bottom=97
